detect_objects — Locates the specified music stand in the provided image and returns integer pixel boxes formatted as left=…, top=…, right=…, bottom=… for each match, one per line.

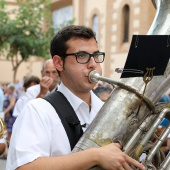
left=118, top=35, right=170, bottom=78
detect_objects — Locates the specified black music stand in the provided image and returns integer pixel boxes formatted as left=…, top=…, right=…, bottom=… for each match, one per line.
left=117, top=35, right=170, bottom=78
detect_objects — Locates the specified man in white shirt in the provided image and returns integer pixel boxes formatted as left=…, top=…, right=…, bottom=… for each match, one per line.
left=7, top=25, right=145, bottom=170
left=13, top=59, right=60, bottom=117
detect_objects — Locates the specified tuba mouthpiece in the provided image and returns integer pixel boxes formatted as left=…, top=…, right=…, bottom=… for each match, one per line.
left=89, top=70, right=101, bottom=83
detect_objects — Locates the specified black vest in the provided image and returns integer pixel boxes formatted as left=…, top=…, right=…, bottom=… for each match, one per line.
left=44, top=91, right=83, bottom=150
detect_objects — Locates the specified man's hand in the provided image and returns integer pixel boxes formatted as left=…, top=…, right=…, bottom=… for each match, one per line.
left=36, top=76, right=54, bottom=98
left=96, top=143, right=145, bottom=170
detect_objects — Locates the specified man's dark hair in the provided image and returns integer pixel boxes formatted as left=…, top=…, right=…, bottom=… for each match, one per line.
left=50, top=25, right=97, bottom=59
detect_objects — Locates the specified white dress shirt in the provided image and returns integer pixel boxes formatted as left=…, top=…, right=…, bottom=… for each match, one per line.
left=7, top=82, right=104, bottom=170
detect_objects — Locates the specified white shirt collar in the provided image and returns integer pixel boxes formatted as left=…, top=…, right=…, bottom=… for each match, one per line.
left=58, top=82, right=84, bottom=112
left=58, top=82, right=104, bottom=113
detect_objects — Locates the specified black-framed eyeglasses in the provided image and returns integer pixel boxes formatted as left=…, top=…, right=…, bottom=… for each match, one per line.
left=63, top=51, right=105, bottom=64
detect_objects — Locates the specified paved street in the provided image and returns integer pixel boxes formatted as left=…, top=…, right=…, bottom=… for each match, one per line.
left=0, top=158, right=6, bottom=170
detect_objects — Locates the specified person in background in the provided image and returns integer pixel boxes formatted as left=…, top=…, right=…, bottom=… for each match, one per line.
left=155, top=90, right=170, bottom=156
left=0, top=84, right=5, bottom=120
left=3, top=84, right=17, bottom=142
left=13, top=75, right=40, bottom=118
left=7, top=25, right=145, bottom=170
left=159, top=94, right=170, bottom=103
left=93, top=84, right=113, bottom=102
left=34, top=59, right=60, bottom=98
left=0, top=85, right=5, bottom=157
left=0, top=85, right=5, bottom=113
left=12, top=59, right=60, bottom=117
left=2, top=84, right=17, bottom=159
left=22, top=75, right=40, bottom=92
left=159, top=88, right=170, bottom=103
left=15, top=78, right=25, bottom=98
left=152, top=120, right=169, bottom=156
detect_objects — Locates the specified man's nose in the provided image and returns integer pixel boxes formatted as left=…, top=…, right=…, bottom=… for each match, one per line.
left=87, top=56, right=97, bottom=68
left=48, top=72, right=55, bottom=77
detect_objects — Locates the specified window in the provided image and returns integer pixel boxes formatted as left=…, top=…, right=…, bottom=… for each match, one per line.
left=52, top=6, right=73, bottom=30
left=122, top=5, right=130, bottom=43
left=92, top=15, right=99, bottom=40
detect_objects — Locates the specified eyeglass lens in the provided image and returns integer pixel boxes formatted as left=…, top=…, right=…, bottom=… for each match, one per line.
left=76, top=53, right=104, bottom=63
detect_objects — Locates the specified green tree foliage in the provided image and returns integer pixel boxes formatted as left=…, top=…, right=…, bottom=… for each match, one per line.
left=0, top=0, right=54, bottom=83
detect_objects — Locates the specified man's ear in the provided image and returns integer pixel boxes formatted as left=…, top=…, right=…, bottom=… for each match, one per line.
left=41, top=70, right=43, bottom=77
left=53, top=55, right=63, bottom=71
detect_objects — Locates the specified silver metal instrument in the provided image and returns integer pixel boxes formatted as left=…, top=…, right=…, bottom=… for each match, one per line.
left=72, top=0, right=170, bottom=169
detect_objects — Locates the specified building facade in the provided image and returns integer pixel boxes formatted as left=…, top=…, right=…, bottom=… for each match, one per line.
left=0, top=0, right=156, bottom=83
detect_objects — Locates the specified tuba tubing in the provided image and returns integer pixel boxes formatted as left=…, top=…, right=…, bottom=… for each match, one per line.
left=72, top=0, right=170, bottom=169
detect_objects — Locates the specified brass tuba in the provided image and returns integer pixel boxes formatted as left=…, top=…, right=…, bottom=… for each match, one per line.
left=0, top=118, right=6, bottom=139
left=72, top=0, right=170, bottom=169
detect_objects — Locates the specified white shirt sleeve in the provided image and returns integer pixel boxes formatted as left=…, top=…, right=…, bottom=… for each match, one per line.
left=7, top=99, right=52, bottom=170
left=7, top=98, right=70, bottom=170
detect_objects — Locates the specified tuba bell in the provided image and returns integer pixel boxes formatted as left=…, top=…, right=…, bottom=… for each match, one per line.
left=72, top=0, right=170, bottom=169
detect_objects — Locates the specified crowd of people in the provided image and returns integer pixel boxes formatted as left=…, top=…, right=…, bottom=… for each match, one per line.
left=0, top=58, right=60, bottom=159
left=0, top=25, right=169, bottom=170
left=0, top=75, right=40, bottom=158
